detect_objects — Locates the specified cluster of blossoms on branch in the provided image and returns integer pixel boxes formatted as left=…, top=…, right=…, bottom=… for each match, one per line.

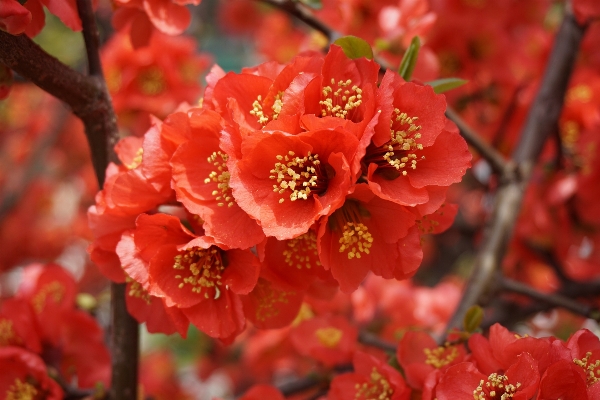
left=236, top=323, right=600, bottom=400
left=88, top=44, right=471, bottom=342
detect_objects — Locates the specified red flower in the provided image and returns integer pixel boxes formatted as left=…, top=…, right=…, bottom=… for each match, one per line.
left=364, top=71, right=471, bottom=211
left=241, top=277, right=304, bottom=329
left=256, top=227, right=329, bottom=292
left=435, top=353, right=539, bottom=400
left=170, top=108, right=264, bottom=249
left=119, top=213, right=260, bottom=340
left=397, top=330, right=467, bottom=390
left=0, top=347, right=63, bottom=399
left=317, top=184, right=420, bottom=292
left=289, top=314, right=357, bottom=367
left=0, top=0, right=31, bottom=35
left=239, top=384, right=285, bottom=400
left=229, top=128, right=357, bottom=240
left=329, top=351, right=411, bottom=400
left=112, top=0, right=201, bottom=48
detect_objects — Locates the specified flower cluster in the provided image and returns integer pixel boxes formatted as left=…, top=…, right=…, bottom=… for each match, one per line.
left=0, top=263, right=111, bottom=398
left=88, top=44, right=471, bottom=342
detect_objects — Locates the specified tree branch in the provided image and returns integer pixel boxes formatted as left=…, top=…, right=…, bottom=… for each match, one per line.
left=500, top=277, right=598, bottom=319
left=76, top=1, right=139, bottom=398
left=0, top=31, right=117, bottom=187
left=445, top=106, right=512, bottom=176
left=258, top=0, right=339, bottom=42
left=442, top=10, right=587, bottom=339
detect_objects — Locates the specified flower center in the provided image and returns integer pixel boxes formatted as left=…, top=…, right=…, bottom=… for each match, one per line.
left=31, top=281, right=65, bottom=313
left=364, top=109, right=424, bottom=178
left=6, top=379, right=38, bottom=400
left=330, top=200, right=374, bottom=260
left=339, top=223, right=373, bottom=259
left=125, top=276, right=151, bottom=305
left=204, top=151, right=234, bottom=207
left=355, top=367, right=394, bottom=400
left=137, top=67, right=166, bottom=95
left=253, top=279, right=293, bottom=322
left=250, top=92, right=284, bottom=126
left=126, top=148, right=143, bottom=170
left=574, top=352, right=600, bottom=386
left=0, top=319, right=19, bottom=346
left=315, top=327, right=343, bottom=348
left=269, top=150, right=327, bottom=203
left=423, top=344, right=459, bottom=368
left=173, top=246, right=226, bottom=300
left=283, top=231, right=321, bottom=269
left=320, top=78, right=363, bottom=120
left=473, top=373, right=521, bottom=400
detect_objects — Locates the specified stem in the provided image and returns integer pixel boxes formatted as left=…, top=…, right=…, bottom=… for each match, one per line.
left=76, top=0, right=139, bottom=397
left=445, top=106, right=511, bottom=176
left=258, top=0, right=339, bottom=42
left=442, top=11, right=587, bottom=338
left=500, top=278, right=597, bottom=318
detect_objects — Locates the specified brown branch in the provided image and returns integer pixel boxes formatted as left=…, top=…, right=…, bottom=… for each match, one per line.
left=258, top=0, right=339, bottom=42
left=442, top=10, right=587, bottom=339
left=445, top=106, right=512, bottom=176
left=358, top=331, right=397, bottom=353
left=485, top=278, right=600, bottom=329
left=76, top=1, right=139, bottom=398
left=500, top=277, right=598, bottom=319
left=0, top=31, right=117, bottom=187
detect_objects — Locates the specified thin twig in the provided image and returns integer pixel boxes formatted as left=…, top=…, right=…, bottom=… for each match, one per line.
left=442, top=10, right=588, bottom=339
left=258, top=0, right=339, bottom=42
left=358, top=331, right=396, bottom=353
left=500, top=277, right=597, bottom=318
left=446, top=107, right=511, bottom=176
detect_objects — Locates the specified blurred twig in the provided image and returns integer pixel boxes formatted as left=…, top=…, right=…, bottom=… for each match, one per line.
left=442, top=9, right=588, bottom=339
left=446, top=107, right=512, bottom=176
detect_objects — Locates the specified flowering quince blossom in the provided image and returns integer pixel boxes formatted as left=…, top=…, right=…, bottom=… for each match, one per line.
left=87, top=41, right=472, bottom=342
left=329, top=351, right=411, bottom=400
left=118, top=212, right=260, bottom=341
left=0, top=0, right=80, bottom=37
left=0, top=347, right=63, bottom=399
left=112, top=0, right=201, bottom=48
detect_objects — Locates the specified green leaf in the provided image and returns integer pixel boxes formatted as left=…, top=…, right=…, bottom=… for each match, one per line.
left=333, top=36, right=374, bottom=60
left=297, top=0, right=323, bottom=9
left=427, top=77, right=468, bottom=94
left=398, top=36, right=421, bottom=81
left=463, top=305, right=484, bottom=333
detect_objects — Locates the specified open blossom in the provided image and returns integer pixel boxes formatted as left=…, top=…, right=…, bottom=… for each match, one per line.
left=229, top=128, right=357, bottom=240
left=118, top=213, right=260, bottom=341
left=364, top=70, right=471, bottom=212
left=317, top=184, right=421, bottom=292
left=170, top=108, right=264, bottom=249
left=329, top=351, right=411, bottom=400
left=0, top=347, right=63, bottom=399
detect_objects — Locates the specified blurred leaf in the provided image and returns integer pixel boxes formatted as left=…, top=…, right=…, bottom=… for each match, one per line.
left=333, top=36, right=374, bottom=60
left=398, top=36, right=420, bottom=81
left=463, top=305, right=484, bottom=333
left=296, top=0, right=323, bottom=10
left=427, top=78, right=468, bottom=94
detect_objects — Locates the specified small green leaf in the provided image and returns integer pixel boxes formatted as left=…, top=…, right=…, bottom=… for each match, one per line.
left=463, top=305, right=484, bottom=333
left=333, top=36, right=374, bottom=60
left=398, top=36, right=421, bottom=81
left=427, top=77, right=468, bottom=94
left=296, top=0, right=323, bottom=10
